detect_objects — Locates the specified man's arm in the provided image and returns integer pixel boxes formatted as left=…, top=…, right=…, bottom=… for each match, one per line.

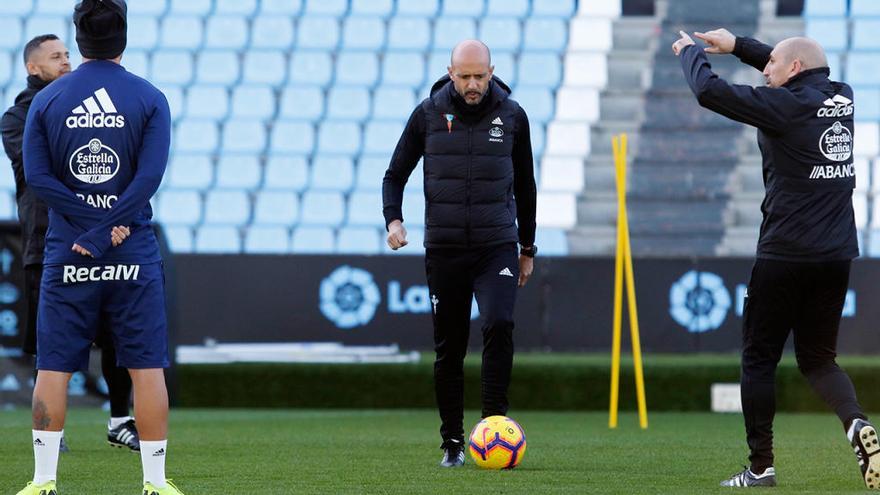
left=512, top=106, right=536, bottom=248
left=73, top=93, right=171, bottom=258
left=382, top=105, right=426, bottom=228
left=732, top=36, right=773, bottom=72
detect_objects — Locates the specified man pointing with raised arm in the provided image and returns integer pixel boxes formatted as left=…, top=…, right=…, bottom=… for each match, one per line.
left=673, top=28, right=878, bottom=489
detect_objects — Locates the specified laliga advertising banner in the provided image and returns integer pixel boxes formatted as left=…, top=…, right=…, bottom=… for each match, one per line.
left=171, top=255, right=880, bottom=354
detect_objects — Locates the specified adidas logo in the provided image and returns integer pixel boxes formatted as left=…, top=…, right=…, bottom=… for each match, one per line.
left=66, top=87, right=126, bottom=129
left=33, top=438, right=44, bottom=446
left=499, top=267, right=514, bottom=277
left=491, top=117, right=503, bottom=125
left=152, top=448, right=165, bottom=457
left=817, top=94, right=853, bottom=118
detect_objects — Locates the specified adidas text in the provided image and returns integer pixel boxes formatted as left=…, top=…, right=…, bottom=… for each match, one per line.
left=817, top=95, right=854, bottom=118
left=65, top=113, right=125, bottom=129
left=63, top=264, right=141, bottom=284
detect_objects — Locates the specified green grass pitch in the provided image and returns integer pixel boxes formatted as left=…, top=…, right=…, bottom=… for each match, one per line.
left=0, top=409, right=871, bottom=494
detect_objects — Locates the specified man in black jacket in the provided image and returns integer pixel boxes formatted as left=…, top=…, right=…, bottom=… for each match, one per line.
left=382, top=40, right=537, bottom=467
left=673, top=29, right=878, bottom=489
left=1, top=34, right=140, bottom=453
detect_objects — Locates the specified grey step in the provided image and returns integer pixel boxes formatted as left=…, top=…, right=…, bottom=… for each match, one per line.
left=727, top=199, right=763, bottom=226
left=613, top=18, right=659, bottom=52
left=590, top=122, right=641, bottom=156
left=576, top=198, right=619, bottom=226
left=629, top=234, right=721, bottom=257
left=599, top=91, right=644, bottom=122
left=566, top=226, right=618, bottom=256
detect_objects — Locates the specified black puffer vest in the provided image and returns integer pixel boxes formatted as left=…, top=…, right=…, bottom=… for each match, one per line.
left=421, top=76, right=521, bottom=248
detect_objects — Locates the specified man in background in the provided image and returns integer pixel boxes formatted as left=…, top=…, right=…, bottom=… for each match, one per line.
left=1, top=34, right=140, bottom=454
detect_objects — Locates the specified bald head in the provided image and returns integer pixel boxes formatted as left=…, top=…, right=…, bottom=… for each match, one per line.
left=450, top=39, right=491, bottom=67
left=774, top=37, right=827, bottom=70
left=448, top=40, right=494, bottom=105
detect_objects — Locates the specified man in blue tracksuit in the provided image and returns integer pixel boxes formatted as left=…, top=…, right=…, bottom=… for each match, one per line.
left=673, top=29, right=878, bottom=489
left=16, top=1, right=183, bottom=494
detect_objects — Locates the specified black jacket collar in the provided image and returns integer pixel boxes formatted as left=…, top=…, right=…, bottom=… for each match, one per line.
left=783, top=67, right=832, bottom=91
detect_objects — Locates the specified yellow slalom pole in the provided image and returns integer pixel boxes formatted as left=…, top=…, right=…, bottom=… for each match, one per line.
left=618, top=135, right=649, bottom=429
left=609, top=136, right=625, bottom=429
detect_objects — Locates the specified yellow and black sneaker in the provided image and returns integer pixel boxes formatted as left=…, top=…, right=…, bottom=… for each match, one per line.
left=15, top=481, right=57, bottom=495
left=143, top=479, right=185, bottom=495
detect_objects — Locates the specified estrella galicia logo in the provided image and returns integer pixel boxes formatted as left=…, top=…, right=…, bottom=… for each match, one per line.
left=669, top=270, right=731, bottom=333
left=319, top=265, right=381, bottom=329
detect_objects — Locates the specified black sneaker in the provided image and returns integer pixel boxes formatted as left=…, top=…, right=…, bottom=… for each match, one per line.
left=720, top=466, right=777, bottom=487
left=849, top=419, right=880, bottom=489
left=439, top=439, right=465, bottom=467
left=108, top=419, right=140, bottom=452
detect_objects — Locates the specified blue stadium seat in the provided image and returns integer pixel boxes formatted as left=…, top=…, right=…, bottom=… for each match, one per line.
left=426, top=51, right=451, bottom=84
left=160, top=16, right=203, bottom=49
left=524, top=18, right=568, bottom=52
left=342, top=16, right=386, bottom=50
left=355, top=157, right=390, bottom=191
left=335, top=52, right=380, bottom=87
left=150, top=50, right=193, bottom=85
left=396, top=0, right=438, bottom=16
left=270, top=121, right=316, bottom=155
left=291, top=226, right=335, bottom=253
left=299, top=191, right=345, bottom=225
left=326, top=87, right=371, bottom=121
left=531, top=123, right=546, bottom=157
left=381, top=51, right=426, bottom=89
left=195, top=226, right=241, bottom=253
left=215, top=0, right=257, bottom=15
left=311, top=156, right=355, bottom=191
left=279, top=86, right=325, bottom=121
left=196, top=50, right=240, bottom=85
left=433, top=17, right=477, bottom=50
left=0, top=53, right=10, bottom=87
left=122, top=50, right=149, bottom=79
left=514, top=87, right=554, bottom=124
left=161, top=226, right=193, bottom=253
left=351, top=0, right=393, bottom=16
left=288, top=51, right=334, bottom=87
left=532, top=0, right=575, bottom=17
left=347, top=191, right=384, bottom=226
left=251, top=16, right=295, bottom=49
left=0, top=19, right=21, bottom=50
left=205, top=16, right=249, bottom=50
left=387, top=17, right=431, bottom=50
left=534, top=228, right=568, bottom=256
left=0, top=1, right=32, bottom=16
left=155, top=190, right=202, bottom=226
left=492, top=52, right=516, bottom=85
left=486, top=0, right=528, bottom=17
left=156, top=84, right=184, bottom=121
left=806, top=19, right=848, bottom=52
left=297, top=16, right=340, bottom=50
left=127, top=16, right=159, bottom=50
left=847, top=54, right=880, bottom=86
left=166, top=153, right=213, bottom=190
left=0, top=192, right=13, bottom=220
left=174, top=119, right=218, bottom=153
left=317, top=121, right=361, bottom=156
left=402, top=192, right=425, bottom=226
left=382, top=226, right=424, bottom=255
left=169, top=0, right=212, bottom=16
left=852, top=20, right=880, bottom=50
left=260, top=0, right=303, bottom=15
left=128, top=0, right=167, bottom=16
left=479, top=18, right=522, bottom=52
left=363, top=120, right=404, bottom=154
left=231, top=85, right=276, bottom=120
left=185, top=85, right=229, bottom=120
left=24, top=16, right=66, bottom=43
left=337, top=227, right=381, bottom=254
left=803, top=0, right=846, bottom=16
left=517, top=53, right=562, bottom=87
left=242, top=51, right=287, bottom=86
left=827, top=52, right=842, bottom=81
left=0, top=155, right=15, bottom=191
left=442, top=0, right=484, bottom=17
left=304, top=0, right=348, bottom=16
left=372, top=87, right=416, bottom=119
left=854, top=87, right=880, bottom=121
left=264, top=155, right=309, bottom=191
left=253, top=191, right=299, bottom=225
left=244, top=226, right=290, bottom=253
left=215, top=154, right=262, bottom=189
left=203, top=190, right=250, bottom=226
left=222, top=120, right=267, bottom=153
left=34, top=0, right=69, bottom=15
left=851, top=0, right=880, bottom=16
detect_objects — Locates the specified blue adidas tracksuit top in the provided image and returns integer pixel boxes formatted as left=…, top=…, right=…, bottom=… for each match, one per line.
left=23, top=59, right=170, bottom=265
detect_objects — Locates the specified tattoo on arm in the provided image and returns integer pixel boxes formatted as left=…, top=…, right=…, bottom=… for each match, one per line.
left=33, top=398, right=50, bottom=430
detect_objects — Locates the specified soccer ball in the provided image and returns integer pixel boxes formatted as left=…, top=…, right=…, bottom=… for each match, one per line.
left=468, top=415, right=527, bottom=469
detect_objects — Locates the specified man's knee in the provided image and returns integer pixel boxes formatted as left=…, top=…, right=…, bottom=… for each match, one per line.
left=797, top=356, right=839, bottom=379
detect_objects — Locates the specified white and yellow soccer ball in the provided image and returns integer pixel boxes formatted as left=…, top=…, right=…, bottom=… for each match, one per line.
left=468, top=415, right=527, bottom=469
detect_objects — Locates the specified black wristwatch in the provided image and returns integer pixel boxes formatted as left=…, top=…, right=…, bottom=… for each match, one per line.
left=520, top=245, right=537, bottom=258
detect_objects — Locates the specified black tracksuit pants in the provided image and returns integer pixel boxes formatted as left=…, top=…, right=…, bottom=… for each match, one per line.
left=741, top=258, right=867, bottom=471
left=425, top=242, right=519, bottom=442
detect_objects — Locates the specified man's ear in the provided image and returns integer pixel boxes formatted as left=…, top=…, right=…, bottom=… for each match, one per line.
left=790, top=58, right=803, bottom=77
left=25, top=61, right=38, bottom=76
left=447, top=65, right=453, bottom=78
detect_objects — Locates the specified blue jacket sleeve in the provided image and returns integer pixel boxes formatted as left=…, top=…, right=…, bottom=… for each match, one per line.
left=679, top=44, right=792, bottom=133
left=23, top=101, right=104, bottom=224
left=74, top=92, right=171, bottom=258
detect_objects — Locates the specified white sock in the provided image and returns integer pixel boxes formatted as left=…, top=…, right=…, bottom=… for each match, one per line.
left=32, top=430, right=62, bottom=484
left=109, top=416, right=134, bottom=429
left=140, top=440, right=167, bottom=488
left=848, top=420, right=860, bottom=442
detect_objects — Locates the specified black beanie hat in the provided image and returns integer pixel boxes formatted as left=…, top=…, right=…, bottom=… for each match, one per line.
left=73, top=0, right=127, bottom=60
